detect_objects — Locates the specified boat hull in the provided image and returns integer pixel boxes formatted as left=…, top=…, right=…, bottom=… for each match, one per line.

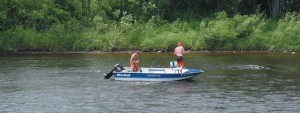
left=113, top=68, right=203, bottom=81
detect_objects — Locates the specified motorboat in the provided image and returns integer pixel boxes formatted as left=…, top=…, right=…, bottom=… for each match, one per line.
left=104, top=61, right=204, bottom=81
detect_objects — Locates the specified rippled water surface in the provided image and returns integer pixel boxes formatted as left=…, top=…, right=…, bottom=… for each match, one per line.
left=0, top=52, right=299, bottom=113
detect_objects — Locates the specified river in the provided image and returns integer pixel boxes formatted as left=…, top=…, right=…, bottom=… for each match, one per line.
left=0, top=52, right=299, bottom=113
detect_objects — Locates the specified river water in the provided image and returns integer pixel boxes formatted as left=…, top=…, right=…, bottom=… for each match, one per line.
left=0, top=52, right=299, bottom=113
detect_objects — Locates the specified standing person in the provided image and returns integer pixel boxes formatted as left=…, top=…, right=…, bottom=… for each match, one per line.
left=174, top=42, right=185, bottom=69
left=130, top=51, right=140, bottom=72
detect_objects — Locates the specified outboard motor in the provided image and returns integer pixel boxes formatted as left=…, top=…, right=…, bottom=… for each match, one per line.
left=104, top=64, right=124, bottom=79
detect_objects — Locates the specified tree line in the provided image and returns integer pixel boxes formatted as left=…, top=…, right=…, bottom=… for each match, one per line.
left=0, top=0, right=299, bottom=53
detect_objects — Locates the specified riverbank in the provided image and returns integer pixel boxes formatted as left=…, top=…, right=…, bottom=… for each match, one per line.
left=0, top=50, right=296, bottom=55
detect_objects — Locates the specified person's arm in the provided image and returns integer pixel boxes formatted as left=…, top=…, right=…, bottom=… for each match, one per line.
left=130, top=54, right=139, bottom=63
left=136, top=54, right=139, bottom=63
left=130, top=54, right=134, bottom=62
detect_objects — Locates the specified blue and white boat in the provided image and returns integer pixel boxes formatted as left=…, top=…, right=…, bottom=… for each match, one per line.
left=104, top=62, right=204, bottom=81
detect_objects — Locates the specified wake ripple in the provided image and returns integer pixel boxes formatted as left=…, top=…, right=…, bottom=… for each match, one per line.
left=227, top=64, right=267, bottom=70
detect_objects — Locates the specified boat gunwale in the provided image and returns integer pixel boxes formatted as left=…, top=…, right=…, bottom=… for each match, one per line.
left=116, top=67, right=202, bottom=75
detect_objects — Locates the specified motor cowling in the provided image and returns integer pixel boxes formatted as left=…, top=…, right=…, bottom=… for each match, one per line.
left=114, top=64, right=124, bottom=72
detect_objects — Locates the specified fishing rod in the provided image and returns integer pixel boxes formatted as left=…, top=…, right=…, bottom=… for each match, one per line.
left=149, top=51, right=166, bottom=67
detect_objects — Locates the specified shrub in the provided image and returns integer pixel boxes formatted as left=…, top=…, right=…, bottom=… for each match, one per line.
left=270, top=12, right=300, bottom=51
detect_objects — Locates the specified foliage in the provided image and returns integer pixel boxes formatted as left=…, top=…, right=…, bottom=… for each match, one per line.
left=270, top=12, right=300, bottom=51
left=1, top=0, right=300, bottom=53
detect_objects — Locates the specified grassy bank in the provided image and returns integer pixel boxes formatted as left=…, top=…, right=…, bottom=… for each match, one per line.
left=1, top=12, right=299, bottom=53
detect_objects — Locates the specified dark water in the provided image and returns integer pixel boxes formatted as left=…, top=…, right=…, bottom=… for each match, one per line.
left=0, top=52, right=299, bottom=113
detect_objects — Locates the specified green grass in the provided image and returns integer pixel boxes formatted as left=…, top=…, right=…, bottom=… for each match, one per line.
left=1, top=12, right=300, bottom=53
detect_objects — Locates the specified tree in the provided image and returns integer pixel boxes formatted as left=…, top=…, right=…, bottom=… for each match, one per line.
left=268, top=0, right=284, bottom=18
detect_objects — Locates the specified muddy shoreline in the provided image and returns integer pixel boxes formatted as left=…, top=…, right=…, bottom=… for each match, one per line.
left=1, top=50, right=296, bottom=55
